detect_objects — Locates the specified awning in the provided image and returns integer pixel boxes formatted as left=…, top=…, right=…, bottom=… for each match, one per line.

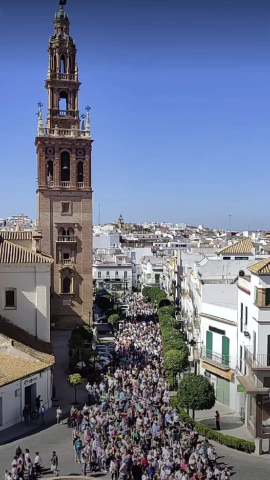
left=236, top=376, right=269, bottom=394
left=202, top=362, right=234, bottom=381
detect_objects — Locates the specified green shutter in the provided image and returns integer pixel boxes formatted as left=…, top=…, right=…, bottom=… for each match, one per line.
left=222, top=336, right=230, bottom=366
left=206, top=331, right=213, bottom=359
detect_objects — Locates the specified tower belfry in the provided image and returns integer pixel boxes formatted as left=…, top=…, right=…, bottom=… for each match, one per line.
left=35, top=0, right=93, bottom=328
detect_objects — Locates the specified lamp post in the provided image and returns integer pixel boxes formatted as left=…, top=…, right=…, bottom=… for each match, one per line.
left=92, top=343, right=97, bottom=380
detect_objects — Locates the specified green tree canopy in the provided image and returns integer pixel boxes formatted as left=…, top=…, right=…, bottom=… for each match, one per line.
left=177, top=374, right=216, bottom=418
left=164, top=347, right=189, bottom=374
left=159, top=305, right=176, bottom=317
left=68, top=373, right=84, bottom=404
left=159, top=315, right=181, bottom=331
left=163, top=336, right=186, bottom=352
left=159, top=298, right=171, bottom=308
left=108, top=314, right=119, bottom=324
left=161, top=327, right=184, bottom=344
left=68, top=333, right=85, bottom=351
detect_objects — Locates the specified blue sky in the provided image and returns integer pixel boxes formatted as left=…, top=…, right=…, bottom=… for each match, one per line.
left=0, top=0, right=270, bottom=229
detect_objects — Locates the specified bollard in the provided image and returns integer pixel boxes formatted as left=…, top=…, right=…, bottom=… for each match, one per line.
left=255, top=437, right=262, bottom=455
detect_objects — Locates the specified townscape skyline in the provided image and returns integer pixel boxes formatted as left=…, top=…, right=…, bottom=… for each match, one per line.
left=1, top=0, right=270, bottom=228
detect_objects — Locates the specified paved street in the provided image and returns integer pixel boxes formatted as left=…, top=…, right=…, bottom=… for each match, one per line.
left=1, top=328, right=270, bottom=479
left=1, top=422, right=270, bottom=480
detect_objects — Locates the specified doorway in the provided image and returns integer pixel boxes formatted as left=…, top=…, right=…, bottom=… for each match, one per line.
left=24, top=384, right=36, bottom=411
left=216, top=377, right=230, bottom=407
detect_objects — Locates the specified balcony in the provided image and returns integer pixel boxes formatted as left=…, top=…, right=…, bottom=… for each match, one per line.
left=50, top=73, right=76, bottom=81
left=61, top=181, right=70, bottom=188
left=62, top=259, right=73, bottom=266
left=201, top=346, right=230, bottom=368
left=37, top=128, right=91, bottom=139
left=57, top=236, right=76, bottom=243
left=77, top=182, right=84, bottom=188
left=245, top=346, right=270, bottom=370
left=52, top=109, right=78, bottom=118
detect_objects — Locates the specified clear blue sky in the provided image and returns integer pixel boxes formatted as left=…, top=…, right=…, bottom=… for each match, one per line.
left=0, top=0, right=270, bottom=229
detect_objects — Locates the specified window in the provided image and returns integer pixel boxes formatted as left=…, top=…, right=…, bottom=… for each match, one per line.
left=124, top=271, right=127, bottom=279
left=60, top=54, right=66, bottom=74
left=209, top=326, right=225, bottom=336
left=222, top=336, right=230, bottom=366
left=239, top=345, right=243, bottom=373
left=235, top=257, right=248, bottom=260
left=98, top=282, right=103, bottom=288
left=240, top=303, right=243, bottom=333
left=63, top=277, right=71, bottom=293
left=47, top=160, right=54, bottom=183
left=59, top=90, right=68, bottom=112
left=155, top=274, right=160, bottom=284
left=223, top=257, right=231, bottom=260
left=98, top=272, right=101, bottom=279
left=61, top=152, right=70, bottom=182
left=4, top=289, right=16, bottom=309
left=245, top=306, right=248, bottom=326
left=106, top=271, right=110, bottom=278
left=77, top=161, right=84, bottom=184
left=115, top=271, right=119, bottom=277
left=62, top=202, right=70, bottom=214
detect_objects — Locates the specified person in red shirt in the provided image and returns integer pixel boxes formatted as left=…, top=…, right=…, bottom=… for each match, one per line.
left=141, top=455, right=148, bottom=471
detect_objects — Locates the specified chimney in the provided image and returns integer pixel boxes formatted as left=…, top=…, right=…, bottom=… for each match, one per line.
left=32, top=231, right=42, bottom=254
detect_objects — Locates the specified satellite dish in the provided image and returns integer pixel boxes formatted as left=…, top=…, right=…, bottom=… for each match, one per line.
left=239, top=270, right=245, bottom=277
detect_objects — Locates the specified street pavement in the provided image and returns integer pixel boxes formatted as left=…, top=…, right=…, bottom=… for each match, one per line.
left=1, top=330, right=270, bottom=478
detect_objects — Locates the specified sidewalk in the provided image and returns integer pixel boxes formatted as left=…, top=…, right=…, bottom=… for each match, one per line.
left=0, top=331, right=87, bottom=446
left=195, top=401, right=254, bottom=441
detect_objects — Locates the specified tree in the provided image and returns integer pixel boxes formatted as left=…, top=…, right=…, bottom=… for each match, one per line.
left=159, top=298, right=171, bottom=309
left=108, top=314, right=119, bottom=324
left=177, top=374, right=216, bottom=419
left=68, top=373, right=84, bottom=404
left=164, top=347, right=189, bottom=375
left=163, top=337, right=186, bottom=352
left=161, top=327, right=184, bottom=344
left=159, top=305, right=176, bottom=317
left=159, top=315, right=181, bottom=331
left=68, top=333, right=84, bottom=355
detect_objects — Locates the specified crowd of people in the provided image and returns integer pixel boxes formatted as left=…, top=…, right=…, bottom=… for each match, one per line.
left=121, top=294, right=158, bottom=323
left=3, top=294, right=231, bottom=480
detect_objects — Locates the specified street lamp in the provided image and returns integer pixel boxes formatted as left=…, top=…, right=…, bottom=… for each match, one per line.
left=92, top=343, right=97, bottom=380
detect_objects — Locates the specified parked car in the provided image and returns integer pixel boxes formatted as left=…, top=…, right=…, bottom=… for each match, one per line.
left=95, top=323, right=114, bottom=334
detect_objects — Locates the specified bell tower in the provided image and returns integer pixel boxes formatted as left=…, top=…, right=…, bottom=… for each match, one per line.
left=36, top=0, right=93, bottom=328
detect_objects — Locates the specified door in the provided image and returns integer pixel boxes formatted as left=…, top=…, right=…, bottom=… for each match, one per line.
left=206, top=331, right=213, bottom=359
left=216, top=377, right=230, bottom=407
left=222, top=336, right=230, bottom=366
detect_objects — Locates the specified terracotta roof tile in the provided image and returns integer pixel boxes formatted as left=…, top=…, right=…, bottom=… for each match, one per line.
left=0, top=316, right=55, bottom=367
left=0, top=231, right=33, bottom=241
left=0, top=352, right=49, bottom=387
left=248, top=257, right=270, bottom=275
left=218, top=237, right=253, bottom=255
left=0, top=238, right=53, bottom=264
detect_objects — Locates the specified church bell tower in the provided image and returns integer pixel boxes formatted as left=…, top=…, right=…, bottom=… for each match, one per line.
left=35, top=0, right=93, bottom=328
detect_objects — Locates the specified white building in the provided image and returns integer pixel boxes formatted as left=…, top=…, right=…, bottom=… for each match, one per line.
left=93, top=253, right=133, bottom=293
left=236, top=257, right=270, bottom=439
left=0, top=231, right=53, bottom=342
left=0, top=316, right=54, bottom=431
left=141, top=256, right=166, bottom=289
left=0, top=231, right=54, bottom=430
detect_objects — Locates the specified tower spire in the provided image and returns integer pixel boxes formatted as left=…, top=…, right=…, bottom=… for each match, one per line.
left=85, top=106, right=91, bottom=137
left=37, top=101, right=44, bottom=136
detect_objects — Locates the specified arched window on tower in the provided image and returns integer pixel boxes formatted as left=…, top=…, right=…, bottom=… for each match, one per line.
left=59, top=227, right=67, bottom=237
left=77, top=162, right=84, bottom=187
left=59, top=91, right=68, bottom=113
left=63, top=277, right=71, bottom=293
left=61, top=152, right=70, bottom=183
left=47, top=160, right=54, bottom=186
left=60, top=54, right=66, bottom=74
left=67, top=227, right=74, bottom=237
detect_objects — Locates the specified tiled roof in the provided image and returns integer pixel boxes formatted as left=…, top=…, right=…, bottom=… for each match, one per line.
left=0, top=239, right=53, bottom=264
left=218, top=237, right=253, bottom=255
left=0, top=231, right=33, bottom=241
left=0, top=316, right=55, bottom=367
left=248, top=257, right=270, bottom=275
left=0, top=352, right=49, bottom=387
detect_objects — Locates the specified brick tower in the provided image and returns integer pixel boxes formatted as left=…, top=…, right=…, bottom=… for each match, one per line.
left=36, top=0, right=93, bottom=328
